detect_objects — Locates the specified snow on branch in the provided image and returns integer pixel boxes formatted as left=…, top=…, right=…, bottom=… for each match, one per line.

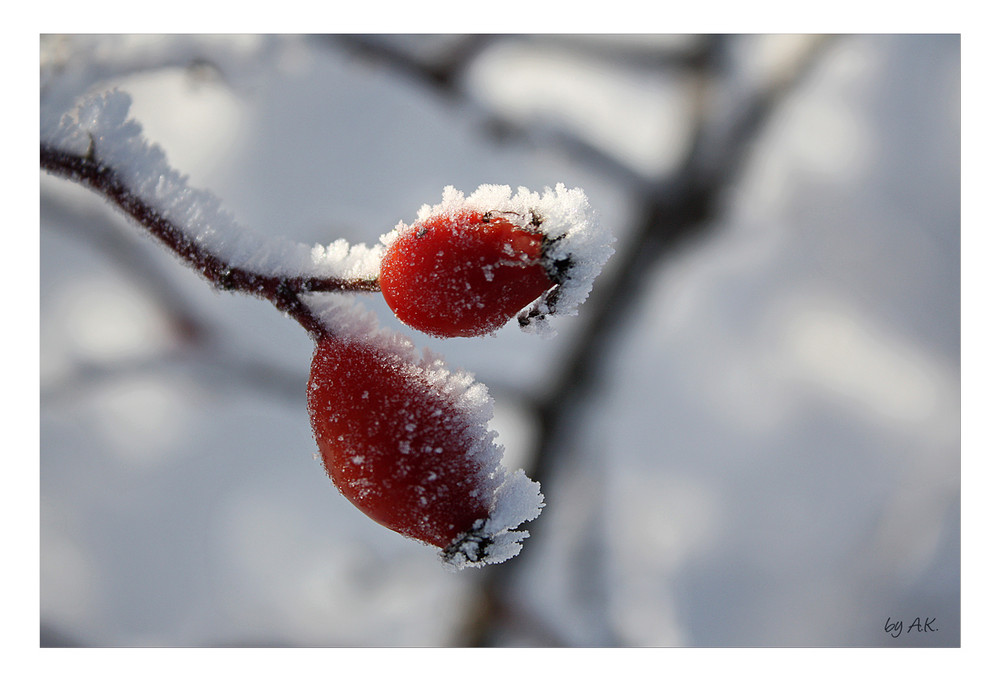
left=40, top=90, right=382, bottom=339
left=41, top=86, right=549, bottom=569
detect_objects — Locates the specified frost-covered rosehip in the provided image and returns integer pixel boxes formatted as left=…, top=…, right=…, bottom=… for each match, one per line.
left=380, top=184, right=614, bottom=338
left=307, top=326, right=543, bottom=567
left=380, top=209, right=554, bottom=337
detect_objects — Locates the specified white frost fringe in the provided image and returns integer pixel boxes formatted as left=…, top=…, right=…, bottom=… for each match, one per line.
left=41, top=89, right=383, bottom=282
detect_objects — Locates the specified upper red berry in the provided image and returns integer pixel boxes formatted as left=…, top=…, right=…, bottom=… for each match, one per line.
left=307, top=333, right=496, bottom=550
left=379, top=210, right=556, bottom=337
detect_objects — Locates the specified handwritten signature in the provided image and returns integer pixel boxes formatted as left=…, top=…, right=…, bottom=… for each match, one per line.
left=885, top=617, right=937, bottom=638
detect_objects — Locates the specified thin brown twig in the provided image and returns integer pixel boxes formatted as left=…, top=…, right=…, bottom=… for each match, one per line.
left=41, top=143, right=380, bottom=340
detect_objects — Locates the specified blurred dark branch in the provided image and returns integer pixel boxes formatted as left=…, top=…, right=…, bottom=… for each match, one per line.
left=332, top=34, right=493, bottom=94
left=450, top=586, right=573, bottom=647
left=41, top=187, right=320, bottom=406
left=465, top=34, right=836, bottom=646
left=41, top=144, right=380, bottom=341
left=42, top=347, right=309, bottom=407
left=534, top=34, right=835, bottom=491
left=41, top=187, right=210, bottom=345
left=40, top=34, right=268, bottom=103
left=537, top=34, right=726, bottom=71
left=329, top=35, right=660, bottom=191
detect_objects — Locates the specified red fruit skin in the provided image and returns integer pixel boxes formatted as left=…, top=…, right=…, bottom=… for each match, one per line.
left=380, top=210, right=555, bottom=337
left=307, top=334, right=493, bottom=549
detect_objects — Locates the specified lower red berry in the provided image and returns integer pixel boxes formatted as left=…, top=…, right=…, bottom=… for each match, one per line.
left=307, top=333, right=497, bottom=550
left=379, top=209, right=556, bottom=337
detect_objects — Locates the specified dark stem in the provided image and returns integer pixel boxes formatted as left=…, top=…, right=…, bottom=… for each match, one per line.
left=40, top=143, right=381, bottom=340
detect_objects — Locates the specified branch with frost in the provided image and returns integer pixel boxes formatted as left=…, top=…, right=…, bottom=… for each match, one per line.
left=40, top=90, right=382, bottom=340
left=39, top=87, right=591, bottom=571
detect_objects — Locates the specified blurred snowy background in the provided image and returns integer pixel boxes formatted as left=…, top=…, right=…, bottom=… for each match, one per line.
left=40, top=34, right=959, bottom=647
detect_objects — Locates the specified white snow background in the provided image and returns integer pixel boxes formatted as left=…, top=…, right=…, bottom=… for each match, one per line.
left=39, top=34, right=959, bottom=647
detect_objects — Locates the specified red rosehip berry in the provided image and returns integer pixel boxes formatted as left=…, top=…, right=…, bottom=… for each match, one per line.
left=379, top=209, right=556, bottom=338
left=307, top=332, right=505, bottom=556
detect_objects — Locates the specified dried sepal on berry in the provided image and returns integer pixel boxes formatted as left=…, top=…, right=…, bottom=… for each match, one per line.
left=379, top=184, right=614, bottom=338
left=305, top=297, right=544, bottom=568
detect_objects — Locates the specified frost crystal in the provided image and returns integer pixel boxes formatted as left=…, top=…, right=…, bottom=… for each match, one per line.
left=41, top=89, right=382, bottom=281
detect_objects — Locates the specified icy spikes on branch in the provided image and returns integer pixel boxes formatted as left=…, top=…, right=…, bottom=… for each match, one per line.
left=41, top=90, right=383, bottom=285
left=379, top=184, right=614, bottom=338
left=306, top=298, right=543, bottom=569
